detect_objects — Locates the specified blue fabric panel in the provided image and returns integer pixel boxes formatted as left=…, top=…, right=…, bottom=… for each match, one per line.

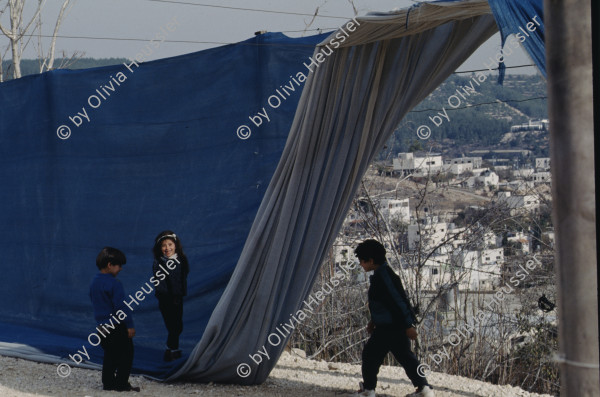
left=488, top=0, right=545, bottom=82
left=0, top=32, right=326, bottom=379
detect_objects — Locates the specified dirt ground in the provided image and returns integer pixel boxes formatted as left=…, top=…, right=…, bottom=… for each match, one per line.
left=0, top=350, right=554, bottom=397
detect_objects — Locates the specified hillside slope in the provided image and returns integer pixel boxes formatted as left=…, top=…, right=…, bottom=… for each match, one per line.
left=389, top=73, right=548, bottom=152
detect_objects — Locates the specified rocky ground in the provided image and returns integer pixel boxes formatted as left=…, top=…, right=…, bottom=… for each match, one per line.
left=0, top=350, right=554, bottom=397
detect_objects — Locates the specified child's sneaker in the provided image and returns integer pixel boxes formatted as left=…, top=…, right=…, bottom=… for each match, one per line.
left=163, top=349, right=175, bottom=362
left=349, top=382, right=376, bottom=396
left=350, top=390, right=375, bottom=397
left=114, top=382, right=140, bottom=392
left=406, top=385, right=434, bottom=397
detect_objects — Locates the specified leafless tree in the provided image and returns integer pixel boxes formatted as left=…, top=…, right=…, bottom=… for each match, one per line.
left=288, top=164, right=559, bottom=395
left=0, top=0, right=75, bottom=81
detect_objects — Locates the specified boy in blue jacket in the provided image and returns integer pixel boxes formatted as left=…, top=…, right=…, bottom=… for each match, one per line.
left=352, top=239, right=433, bottom=397
left=89, top=247, right=140, bottom=392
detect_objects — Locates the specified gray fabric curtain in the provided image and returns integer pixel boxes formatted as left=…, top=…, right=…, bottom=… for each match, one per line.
left=172, top=2, right=498, bottom=384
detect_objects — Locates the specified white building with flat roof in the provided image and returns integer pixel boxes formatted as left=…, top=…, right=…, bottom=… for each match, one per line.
left=404, top=254, right=452, bottom=290
left=505, top=231, right=531, bottom=254
left=510, top=119, right=549, bottom=132
left=444, top=162, right=473, bottom=175
left=512, top=168, right=535, bottom=179
left=404, top=250, right=502, bottom=291
left=393, top=152, right=443, bottom=176
left=407, top=221, right=464, bottom=252
left=379, top=198, right=410, bottom=223
left=445, top=156, right=482, bottom=169
left=465, top=169, right=499, bottom=188
left=535, top=157, right=551, bottom=171
left=451, top=248, right=503, bottom=290
left=501, top=180, right=536, bottom=192
left=498, top=191, right=540, bottom=214
left=532, top=172, right=551, bottom=184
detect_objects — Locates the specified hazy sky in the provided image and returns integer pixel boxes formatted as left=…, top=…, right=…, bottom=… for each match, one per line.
left=3, top=0, right=539, bottom=75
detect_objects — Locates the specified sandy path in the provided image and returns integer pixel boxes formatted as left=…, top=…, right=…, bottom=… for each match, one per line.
left=0, top=352, right=554, bottom=397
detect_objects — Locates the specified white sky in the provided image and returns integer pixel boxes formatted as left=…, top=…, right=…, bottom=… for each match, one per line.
left=2, top=0, right=539, bottom=75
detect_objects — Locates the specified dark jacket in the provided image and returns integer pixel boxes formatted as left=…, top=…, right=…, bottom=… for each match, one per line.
left=153, top=255, right=189, bottom=297
left=368, top=263, right=416, bottom=329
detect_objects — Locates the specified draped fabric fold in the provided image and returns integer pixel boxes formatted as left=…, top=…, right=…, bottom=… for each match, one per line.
left=173, top=2, right=499, bottom=383
left=487, top=0, right=545, bottom=82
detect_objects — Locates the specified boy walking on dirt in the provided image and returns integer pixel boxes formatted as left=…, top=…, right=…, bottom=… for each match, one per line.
left=351, top=239, right=433, bottom=397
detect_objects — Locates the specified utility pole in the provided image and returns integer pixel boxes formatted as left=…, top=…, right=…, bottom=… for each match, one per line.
left=545, top=0, right=600, bottom=396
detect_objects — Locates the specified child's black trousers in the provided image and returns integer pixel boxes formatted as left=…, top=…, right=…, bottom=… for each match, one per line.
left=361, top=324, right=429, bottom=390
left=158, top=295, right=184, bottom=350
left=100, top=323, right=134, bottom=389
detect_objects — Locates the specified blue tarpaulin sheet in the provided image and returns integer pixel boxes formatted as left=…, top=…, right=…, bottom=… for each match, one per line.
left=0, top=31, right=326, bottom=379
left=488, top=0, right=545, bottom=81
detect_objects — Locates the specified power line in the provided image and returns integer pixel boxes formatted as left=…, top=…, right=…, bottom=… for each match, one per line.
left=408, top=96, right=547, bottom=114
left=282, top=28, right=337, bottom=33
left=454, top=64, right=537, bottom=74
left=6, top=36, right=546, bottom=74
left=142, top=0, right=352, bottom=20
left=16, top=34, right=319, bottom=47
left=8, top=34, right=541, bottom=81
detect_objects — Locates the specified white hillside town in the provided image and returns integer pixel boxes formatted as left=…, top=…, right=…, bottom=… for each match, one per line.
left=333, top=146, right=551, bottom=294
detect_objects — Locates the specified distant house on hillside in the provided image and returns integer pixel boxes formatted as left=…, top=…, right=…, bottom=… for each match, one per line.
left=542, top=231, right=555, bottom=249
left=379, top=198, right=410, bottom=223
left=443, top=156, right=482, bottom=175
left=402, top=245, right=504, bottom=291
left=445, top=156, right=482, bottom=168
left=532, top=171, right=551, bottom=184
left=464, top=169, right=499, bottom=188
left=497, top=191, right=540, bottom=214
left=535, top=157, right=551, bottom=171
left=510, top=119, right=549, bottom=132
left=393, top=152, right=443, bottom=176
left=445, top=162, right=473, bottom=175
left=512, top=167, right=535, bottom=179
left=451, top=248, right=504, bottom=290
left=404, top=253, right=451, bottom=290
left=407, top=219, right=464, bottom=253
left=504, top=231, right=532, bottom=254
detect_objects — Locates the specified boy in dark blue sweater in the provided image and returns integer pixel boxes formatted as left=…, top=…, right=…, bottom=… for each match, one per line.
left=89, top=247, right=140, bottom=392
left=352, top=240, right=433, bottom=397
